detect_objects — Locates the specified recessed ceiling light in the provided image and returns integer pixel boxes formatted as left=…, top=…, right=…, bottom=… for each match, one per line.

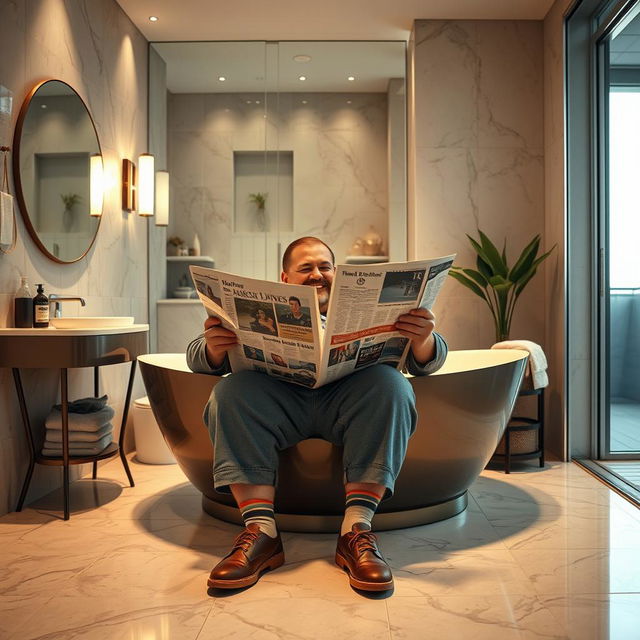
left=301, top=100, right=308, bottom=104
left=218, top=76, right=226, bottom=82
left=148, top=16, right=158, bottom=22
left=346, top=100, right=352, bottom=104
left=348, top=76, right=355, bottom=81
left=298, top=76, right=307, bottom=81
left=40, top=104, right=47, bottom=109
left=255, top=100, right=261, bottom=104
left=246, top=100, right=252, bottom=104
left=293, top=55, right=312, bottom=63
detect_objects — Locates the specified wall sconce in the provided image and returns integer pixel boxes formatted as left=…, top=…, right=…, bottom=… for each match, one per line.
left=137, top=153, right=155, bottom=217
left=122, top=158, right=136, bottom=212
left=89, top=154, right=104, bottom=217
left=155, top=170, right=169, bottom=226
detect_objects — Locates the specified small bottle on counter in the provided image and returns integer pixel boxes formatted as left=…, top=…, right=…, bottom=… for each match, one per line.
left=14, top=277, right=33, bottom=328
left=33, top=284, right=49, bottom=328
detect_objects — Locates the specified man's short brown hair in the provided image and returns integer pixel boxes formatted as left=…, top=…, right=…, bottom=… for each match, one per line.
left=281, top=237, right=335, bottom=272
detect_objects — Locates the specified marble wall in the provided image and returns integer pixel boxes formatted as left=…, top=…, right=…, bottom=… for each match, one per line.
left=0, top=0, right=148, bottom=515
left=410, top=20, right=545, bottom=347
left=167, top=91, right=388, bottom=276
left=409, top=20, right=565, bottom=452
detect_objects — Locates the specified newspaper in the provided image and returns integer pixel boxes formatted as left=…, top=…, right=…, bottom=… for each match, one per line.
left=190, top=255, right=455, bottom=388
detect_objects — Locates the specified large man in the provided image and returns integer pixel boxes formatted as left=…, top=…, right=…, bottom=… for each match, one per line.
left=187, top=236, right=448, bottom=592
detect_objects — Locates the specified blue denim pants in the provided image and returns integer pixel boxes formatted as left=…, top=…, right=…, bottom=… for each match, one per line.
left=203, top=364, right=418, bottom=497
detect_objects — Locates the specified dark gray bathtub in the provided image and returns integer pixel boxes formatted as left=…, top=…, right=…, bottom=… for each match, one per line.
left=139, top=350, right=527, bottom=531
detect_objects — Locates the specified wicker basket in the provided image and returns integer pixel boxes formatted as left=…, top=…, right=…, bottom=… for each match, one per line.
left=494, top=425, right=539, bottom=455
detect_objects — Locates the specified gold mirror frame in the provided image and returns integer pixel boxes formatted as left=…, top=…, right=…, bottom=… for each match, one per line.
left=12, top=79, right=102, bottom=264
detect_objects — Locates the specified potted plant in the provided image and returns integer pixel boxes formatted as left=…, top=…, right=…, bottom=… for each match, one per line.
left=60, top=192, right=81, bottom=231
left=167, top=235, right=185, bottom=256
left=449, top=230, right=555, bottom=343
left=249, top=192, right=267, bottom=231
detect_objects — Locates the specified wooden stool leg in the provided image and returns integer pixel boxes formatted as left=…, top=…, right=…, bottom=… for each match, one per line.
left=538, top=388, right=545, bottom=468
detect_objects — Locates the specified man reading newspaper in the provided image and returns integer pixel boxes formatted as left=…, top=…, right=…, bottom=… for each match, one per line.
left=187, top=236, right=448, bottom=593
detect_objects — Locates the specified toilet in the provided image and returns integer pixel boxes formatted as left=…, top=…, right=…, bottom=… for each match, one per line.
left=133, top=396, right=176, bottom=464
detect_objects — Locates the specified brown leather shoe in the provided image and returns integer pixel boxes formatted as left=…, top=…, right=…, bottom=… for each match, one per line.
left=208, top=523, right=284, bottom=589
left=335, top=523, right=394, bottom=591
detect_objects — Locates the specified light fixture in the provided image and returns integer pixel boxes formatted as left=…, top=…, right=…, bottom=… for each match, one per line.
left=218, top=76, right=226, bottom=82
left=137, top=153, right=155, bottom=217
left=89, top=154, right=104, bottom=217
left=347, top=76, right=355, bottom=81
left=293, top=54, right=312, bottom=63
left=298, top=75, right=306, bottom=81
left=122, top=158, right=136, bottom=211
left=155, top=171, right=169, bottom=226
left=301, top=100, right=308, bottom=104
left=149, top=16, right=158, bottom=22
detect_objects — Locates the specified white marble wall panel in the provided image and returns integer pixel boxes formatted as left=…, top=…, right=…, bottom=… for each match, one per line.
left=410, top=19, right=546, bottom=357
left=157, top=301, right=207, bottom=354
left=167, top=91, right=388, bottom=273
left=0, top=0, right=148, bottom=515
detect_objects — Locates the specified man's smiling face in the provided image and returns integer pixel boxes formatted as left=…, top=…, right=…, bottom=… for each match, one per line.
left=281, top=241, right=336, bottom=314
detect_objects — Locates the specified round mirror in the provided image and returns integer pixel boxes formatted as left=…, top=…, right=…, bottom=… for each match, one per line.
left=13, top=79, right=102, bottom=263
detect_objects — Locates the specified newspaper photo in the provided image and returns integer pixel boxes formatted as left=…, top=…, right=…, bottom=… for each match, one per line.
left=190, top=254, right=455, bottom=388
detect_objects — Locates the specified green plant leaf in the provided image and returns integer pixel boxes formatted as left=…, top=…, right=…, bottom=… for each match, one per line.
left=488, top=275, right=512, bottom=288
left=501, top=238, right=508, bottom=267
left=476, top=255, right=493, bottom=280
left=449, top=270, right=489, bottom=301
left=466, top=234, right=495, bottom=272
left=508, top=235, right=540, bottom=283
left=477, top=230, right=508, bottom=277
left=462, top=268, right=488, bottom=288
left=513, top=246, right=556, bottom=298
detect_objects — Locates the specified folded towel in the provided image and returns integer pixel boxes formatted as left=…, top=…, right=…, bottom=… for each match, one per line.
left=43, top=436, right=113, bottom=450
left=0, top=191, right=14, bottom=246
left=41, top=434, right=113, bottom=457
left=45, top=423, right=113, bottom=443
left=53, top=394, right=109, bottom=414
left=491, top=339, right=548, bottom=389
left=45, top=405, right=115, bottom=431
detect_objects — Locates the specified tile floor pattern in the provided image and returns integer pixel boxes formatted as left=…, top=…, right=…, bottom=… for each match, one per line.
left=2, top=457, right=640, bottom=639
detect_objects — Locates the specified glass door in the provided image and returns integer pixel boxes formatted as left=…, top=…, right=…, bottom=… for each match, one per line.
left=598, top=3, right=640, bottom=465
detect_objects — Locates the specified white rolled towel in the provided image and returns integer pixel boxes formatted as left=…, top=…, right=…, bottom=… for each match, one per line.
left=45, top=423, right=113, bottom=443
left=41, top=434, right=113, bottom=457
left=491, top=339, right=548, bottom=389
left=45, top=405, right=115, bottom=431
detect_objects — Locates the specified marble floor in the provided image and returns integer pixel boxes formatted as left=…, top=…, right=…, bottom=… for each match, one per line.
left=2, top=457, right=640, bottom=640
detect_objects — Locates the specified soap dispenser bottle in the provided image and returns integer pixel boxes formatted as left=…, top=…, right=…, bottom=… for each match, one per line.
left=14, top=277, right=33, bottom=328
left=33, top=284, right=49, bottom=328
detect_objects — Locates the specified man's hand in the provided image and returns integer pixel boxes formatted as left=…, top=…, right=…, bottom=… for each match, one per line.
left=203, top=316, right=238, bottom=369
left=395, top=308, right=437, bottom=366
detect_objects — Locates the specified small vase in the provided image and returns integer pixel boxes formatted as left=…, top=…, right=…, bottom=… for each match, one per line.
left=362, top=226, right=383, bottom=256
left=192, top=234, right=201, bottom=256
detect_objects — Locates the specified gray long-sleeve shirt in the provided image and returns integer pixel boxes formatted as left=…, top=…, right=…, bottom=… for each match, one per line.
left=186, top=329, right=448, bottom=378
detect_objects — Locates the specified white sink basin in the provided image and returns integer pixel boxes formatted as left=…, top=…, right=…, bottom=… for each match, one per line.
left=50, top=316, right=135, bottom=329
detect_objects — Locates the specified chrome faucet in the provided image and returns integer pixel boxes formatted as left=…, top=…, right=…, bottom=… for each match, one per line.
left=49, top=294, right=86, bottom=318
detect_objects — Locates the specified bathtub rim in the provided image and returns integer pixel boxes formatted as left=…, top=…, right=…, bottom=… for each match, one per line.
left=138, top=348, right=529, bottom=378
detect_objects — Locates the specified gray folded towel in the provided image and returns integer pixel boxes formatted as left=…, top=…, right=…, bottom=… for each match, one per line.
left=45, top=423, right=113, bottom=443
left=53, top=394, right=109, bottom=414
left=41, top=434, right=113, bottom=457
left=45, top=405, right=115, bottom=431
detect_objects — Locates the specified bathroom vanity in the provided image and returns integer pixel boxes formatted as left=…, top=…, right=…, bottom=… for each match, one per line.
left=0, top=324, right=149, bottom=520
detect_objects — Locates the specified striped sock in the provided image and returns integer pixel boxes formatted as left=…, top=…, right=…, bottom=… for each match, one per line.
left=341, top=489, right=383, bottom=536
left=238, top=498, right=278, bottom=538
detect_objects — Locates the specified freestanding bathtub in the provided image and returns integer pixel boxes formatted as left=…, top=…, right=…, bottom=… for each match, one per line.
left=139, top=350, right=527, bottom=532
